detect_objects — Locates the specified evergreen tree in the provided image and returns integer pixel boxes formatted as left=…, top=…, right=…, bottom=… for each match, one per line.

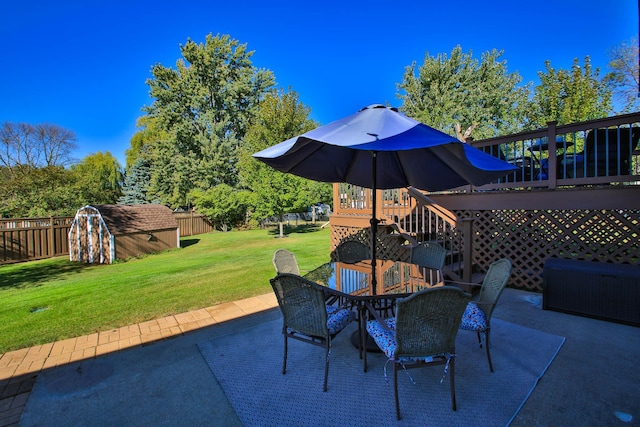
left=119, top=157, right=152, bottom=204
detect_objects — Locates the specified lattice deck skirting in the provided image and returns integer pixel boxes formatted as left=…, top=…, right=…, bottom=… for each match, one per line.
left=456, top=208, right=640, bottom=291
left=331, top=209, right=640, bottom=292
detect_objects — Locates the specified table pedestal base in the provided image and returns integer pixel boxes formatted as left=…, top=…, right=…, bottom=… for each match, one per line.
left=350, top=330, right=381, bottom=353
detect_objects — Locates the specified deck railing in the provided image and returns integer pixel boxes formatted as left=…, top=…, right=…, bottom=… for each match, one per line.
left=470, top=112, right=640, bottom=191
left=335, top=185, right=472, bottom=282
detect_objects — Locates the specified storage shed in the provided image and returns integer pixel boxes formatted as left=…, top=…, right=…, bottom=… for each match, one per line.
left=69, top=204, right=180, bottom=264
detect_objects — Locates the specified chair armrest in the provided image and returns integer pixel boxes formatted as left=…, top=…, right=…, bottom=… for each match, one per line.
left=444, top=279, right=480, bottom=288
left=322, top=287, right=356, bottom=310
left=363, top=301, right=393, bottom=331
left=469, top=300, right=495, bottom=309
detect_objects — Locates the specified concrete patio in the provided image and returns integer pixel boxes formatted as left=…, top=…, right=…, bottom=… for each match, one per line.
left=1, top=287, right=638, bottom=426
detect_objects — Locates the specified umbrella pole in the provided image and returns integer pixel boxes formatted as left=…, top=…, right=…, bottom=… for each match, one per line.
left=370, top=152, right=378, bottom=295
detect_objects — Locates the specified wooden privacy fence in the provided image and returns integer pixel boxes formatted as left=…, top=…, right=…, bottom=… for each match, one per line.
left=0, top=211, right=214, bottom=264
left=0, top=217, right=74, bottom=264
left=172, top=211, right=215, bottom=236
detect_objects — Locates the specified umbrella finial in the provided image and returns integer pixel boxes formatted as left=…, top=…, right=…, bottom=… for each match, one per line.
left=360, top=104, right=397, bottom=112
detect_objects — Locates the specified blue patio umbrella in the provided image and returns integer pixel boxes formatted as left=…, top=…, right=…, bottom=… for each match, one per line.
left=253, top=104, right=516, bottom=293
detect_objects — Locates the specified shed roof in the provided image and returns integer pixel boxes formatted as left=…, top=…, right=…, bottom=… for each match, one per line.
left=92, top=204, right=178, bottom=235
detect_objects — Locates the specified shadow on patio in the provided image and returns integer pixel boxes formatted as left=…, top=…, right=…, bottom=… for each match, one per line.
left=4, top=288, right=639, bottom=426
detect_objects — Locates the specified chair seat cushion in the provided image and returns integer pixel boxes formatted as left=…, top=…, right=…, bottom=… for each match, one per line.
left=326, top=305, right=354, bottom=335
left=366, top=318, right=434, bottom=363
left=286, top=305, right=353, bottom=337
left=459, top=301, right=487, bottom=331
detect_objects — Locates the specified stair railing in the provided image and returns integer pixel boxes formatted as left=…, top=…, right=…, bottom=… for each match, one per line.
left=382, top=187, right=473, bottom=283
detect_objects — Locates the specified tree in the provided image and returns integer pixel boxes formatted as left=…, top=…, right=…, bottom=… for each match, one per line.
left=603, top=37, right=640, bottom=113
left=238, top=89, right=331, bottom=236
left=143, top=33, right=275, bottom=208
left=0, top=121, right=83, bottom=217
left=119, top=156, right=153, bottom=204
left=0, top=122, right=77, bottom=170
left=530, top=56, right=613, bottom=127
left=396, top=46, right=532, bottom=140
left=0, top=165, right=76, bottom=217
left=189, top=184, right=250, bottom=231
left=70, top=152, right=123, bottom=205
left=125, top=115, right=168, bottom=171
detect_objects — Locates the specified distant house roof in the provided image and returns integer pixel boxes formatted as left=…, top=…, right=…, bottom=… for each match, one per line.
left=92, top=204, right=178, bottom=235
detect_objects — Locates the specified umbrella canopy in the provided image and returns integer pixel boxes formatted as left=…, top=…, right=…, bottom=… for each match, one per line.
left=253, top=104, right=517, bottom=292
left=253, top=104, right=516, bottom=191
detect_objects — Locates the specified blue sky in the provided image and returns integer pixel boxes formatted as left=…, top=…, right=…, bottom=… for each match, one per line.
left=1, top=0, right=637, bottom=166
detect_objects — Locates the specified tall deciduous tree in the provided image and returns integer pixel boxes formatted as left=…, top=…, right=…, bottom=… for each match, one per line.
left=143, top=33, right=275, bottom=208
left=397, top=46, right=532, bottom=141
left=70, top=152, right=123, bottom=205
left=531, top=56, right=613, bottom=127
left=0, top=122, right=77, bottom=170
left=603, top=37, right=640, bottom=113
left=238, top=89, right=331, bottom=236
left=125, top=115, right=167, bottom=171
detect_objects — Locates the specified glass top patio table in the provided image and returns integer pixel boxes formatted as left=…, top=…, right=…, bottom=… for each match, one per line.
left=305, top=259, right=445, bottom=352
left=304, top=259, right=443, bottom=298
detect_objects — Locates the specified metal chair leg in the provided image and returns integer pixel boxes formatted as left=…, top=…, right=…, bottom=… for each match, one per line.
left=323, top=340, right=330, bottom=392
left=282, top=334, right=288, bottom=374
left=394, top=363, right=401, bottom=420
left=450, top=356, right=457, bottom=411
left=485, top=328, right=494, bottom=372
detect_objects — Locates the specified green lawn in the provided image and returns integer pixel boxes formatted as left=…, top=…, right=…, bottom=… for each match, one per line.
left=0, top=225, right=331, bottom=353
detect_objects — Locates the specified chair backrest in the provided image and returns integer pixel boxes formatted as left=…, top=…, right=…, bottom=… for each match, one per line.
left=335, top=240, right=370, bottom=263
left=409, top=241, right=447, bottom=270
left=584, top=128, right=640, bottom=175
left=393, top=286, right=469, bottom=359
left=476, top=258, right=512, bottom=319
left=270, top=273, right=328, bottom=338
left=273, top=249, right=300, bottom=275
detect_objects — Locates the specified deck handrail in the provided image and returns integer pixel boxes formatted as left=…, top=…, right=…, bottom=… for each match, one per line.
left=469, top=112, right=640, bottom=191
left=335, top=184, right=471, bottom=282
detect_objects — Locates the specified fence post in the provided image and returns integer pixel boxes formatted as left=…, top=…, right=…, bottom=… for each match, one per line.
left=49, top=216, right=55, bottom=257
left=462, top=217, right=474, bottom=283
left=547, top=121, right=558, bottom=190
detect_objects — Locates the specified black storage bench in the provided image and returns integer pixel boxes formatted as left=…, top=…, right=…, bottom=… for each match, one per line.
left=543, top=258, right=640, bottom=326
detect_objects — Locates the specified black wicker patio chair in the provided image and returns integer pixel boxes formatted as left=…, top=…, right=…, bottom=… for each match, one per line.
left=364, top=286, right=469, bottom=420
left=269, top=273, right=354, bottom=392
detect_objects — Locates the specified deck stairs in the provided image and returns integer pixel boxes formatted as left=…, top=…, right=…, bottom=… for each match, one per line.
left=377, top=188, right=485, bottom=288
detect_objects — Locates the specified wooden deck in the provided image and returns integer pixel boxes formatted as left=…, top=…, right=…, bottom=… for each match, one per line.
left=329, top=113, right=640, bottom=292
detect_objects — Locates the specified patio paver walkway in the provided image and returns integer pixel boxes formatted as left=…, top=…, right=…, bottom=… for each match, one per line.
left=0, top=293, right=278, bottom=427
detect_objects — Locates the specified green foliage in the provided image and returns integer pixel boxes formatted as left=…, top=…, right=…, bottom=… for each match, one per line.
left=0, top=226, right=331, bottom=352
left=119, top=156, right=153, bottom=204
left=603, top=37, right=640, bottom=113
left=0, top=165, right=77, bottom=217
left=143, top=33, right=275, bottom=207
left=397, top=45, right=532, bottom=140
left=238, top=89, right=332, bottom=224
left=125, top=115, right=168, bottom=170
left=189, top=184, right=250, bottom=231
left=70, top=151, right=123, bottom=205
left=530, top=56, right=613, bottom=126
left=0, top=151, right=123, bottom=217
